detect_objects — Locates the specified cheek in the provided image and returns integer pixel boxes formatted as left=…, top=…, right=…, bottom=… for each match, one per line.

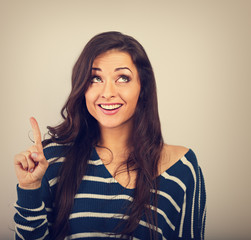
left=85, top=91, right=96, bottom=114
left=131, top=85, right=141, bottom=102
left=84, top=92, right=90, bottom=108
left=85, top=86, right=98, bottom=102
left=123, top=88, right=140, bottom=107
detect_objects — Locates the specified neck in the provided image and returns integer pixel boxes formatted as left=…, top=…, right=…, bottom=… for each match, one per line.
left=98, top=123, right=132, bottom=155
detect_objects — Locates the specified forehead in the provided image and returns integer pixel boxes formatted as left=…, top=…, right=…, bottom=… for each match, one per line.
left=92, top=50, right=136, bottom=70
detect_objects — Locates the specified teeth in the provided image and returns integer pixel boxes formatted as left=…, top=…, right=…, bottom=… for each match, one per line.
left=100, top=104, right=122, bottom=110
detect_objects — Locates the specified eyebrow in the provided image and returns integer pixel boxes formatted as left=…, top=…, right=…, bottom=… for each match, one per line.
left=115, top=67, right=132, bottom=73
left=91, top=67, right=132, bottom=73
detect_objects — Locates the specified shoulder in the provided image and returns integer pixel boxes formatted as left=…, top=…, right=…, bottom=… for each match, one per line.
left=158, top=144, right=190, bottom=175
left=158, top=145, right=204, bottom=196
left=159, top=144, right=203, bottom=189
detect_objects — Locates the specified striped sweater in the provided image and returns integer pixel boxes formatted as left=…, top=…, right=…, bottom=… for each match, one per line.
left=14, top=143, right=206, bottom=239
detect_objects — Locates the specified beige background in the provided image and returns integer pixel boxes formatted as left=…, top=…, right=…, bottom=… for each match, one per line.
left=1, top=0, right=250, bottom=239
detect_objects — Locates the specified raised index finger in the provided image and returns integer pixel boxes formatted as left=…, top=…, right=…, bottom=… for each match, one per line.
left=30, top=117, right=43, bottom=151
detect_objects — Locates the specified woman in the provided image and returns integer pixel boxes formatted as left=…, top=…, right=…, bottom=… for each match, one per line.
left=14, top=32, right=206, bottom=240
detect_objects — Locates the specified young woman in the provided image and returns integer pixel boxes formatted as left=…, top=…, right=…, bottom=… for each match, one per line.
left=14, top=32, right=206, bottom=240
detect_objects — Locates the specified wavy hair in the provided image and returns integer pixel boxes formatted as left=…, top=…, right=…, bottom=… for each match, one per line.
left=44, top=31, right=164, bottom=239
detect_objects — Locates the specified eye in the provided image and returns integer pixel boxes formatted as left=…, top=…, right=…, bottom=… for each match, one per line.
left=117, top=75, right=130, bottom=83
left=91, top=76, right=102, bottom=83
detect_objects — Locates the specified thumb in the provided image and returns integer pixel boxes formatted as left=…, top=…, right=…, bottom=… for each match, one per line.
left=31, top=152, right=48, bottom=167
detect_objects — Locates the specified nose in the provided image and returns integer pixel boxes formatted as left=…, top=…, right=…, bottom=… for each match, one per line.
left=101, top=80, right=116, bottom=99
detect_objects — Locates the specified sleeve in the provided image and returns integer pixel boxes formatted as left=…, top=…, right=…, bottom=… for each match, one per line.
left=176, top=151, right=207, bottom=240
left=14, top=175, right=53, bottom=240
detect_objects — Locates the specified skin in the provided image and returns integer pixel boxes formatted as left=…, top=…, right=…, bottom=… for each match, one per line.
left=85, top=50, right=141, bottom=132
left=14, top=50, right=189, bottom=190
left=85, top=50, right=189, bottom=188
left=13, top=118, right=189, bottom=190
left=14, top=117, right=48, bottom=189
left=85, top=50, right=142, bottom=188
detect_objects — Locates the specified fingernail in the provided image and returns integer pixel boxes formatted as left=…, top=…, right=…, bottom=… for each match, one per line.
left=29, top=168, right=34, bottom=173
left=31, top=153, right=38, bottom=159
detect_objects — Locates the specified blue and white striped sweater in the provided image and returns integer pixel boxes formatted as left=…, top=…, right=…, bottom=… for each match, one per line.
left=14, top=143, right=206, bottom=239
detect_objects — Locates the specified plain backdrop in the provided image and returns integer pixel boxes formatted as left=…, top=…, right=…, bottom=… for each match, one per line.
left=1, top=0, right=250, bottom=239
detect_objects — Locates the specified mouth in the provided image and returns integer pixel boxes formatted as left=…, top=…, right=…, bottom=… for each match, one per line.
left=98, top=104, right=122, bottom=110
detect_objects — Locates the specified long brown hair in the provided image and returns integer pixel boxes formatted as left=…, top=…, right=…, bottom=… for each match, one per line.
left=44, top=31, right=164, bottom=239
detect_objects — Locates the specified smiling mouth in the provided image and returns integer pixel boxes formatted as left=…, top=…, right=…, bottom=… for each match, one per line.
left=99, top=104, right=122, bottom=110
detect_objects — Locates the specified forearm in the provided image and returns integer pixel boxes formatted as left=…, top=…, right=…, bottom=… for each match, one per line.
left=14, top=185, right=50, bottom=239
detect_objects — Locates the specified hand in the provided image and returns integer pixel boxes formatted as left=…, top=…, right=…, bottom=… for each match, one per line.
left=14, top=117, right=49, bottom=189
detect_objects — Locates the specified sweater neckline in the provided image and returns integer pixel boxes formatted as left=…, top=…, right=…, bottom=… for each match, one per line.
left=91, top=147, right=191, bottom=190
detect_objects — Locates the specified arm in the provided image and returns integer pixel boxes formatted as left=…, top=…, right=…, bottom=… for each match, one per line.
left=14, top=177, right=52, bottom=240
left=14, top=118, right=51, bottom=239
left=176, top=151, right=207, bottom=240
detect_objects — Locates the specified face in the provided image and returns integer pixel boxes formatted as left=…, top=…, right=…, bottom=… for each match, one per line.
left=85, top=50, right=141, bottom=130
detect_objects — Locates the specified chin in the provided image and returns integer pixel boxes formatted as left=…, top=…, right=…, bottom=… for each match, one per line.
left=98, top=119, right=133, bottom=130
left=99, top=123, right=123, bottom=129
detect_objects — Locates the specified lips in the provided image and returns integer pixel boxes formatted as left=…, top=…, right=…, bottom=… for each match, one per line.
left=98, top=103, right=123, bottom=115
left=99, top=104, right=122, bottom=110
